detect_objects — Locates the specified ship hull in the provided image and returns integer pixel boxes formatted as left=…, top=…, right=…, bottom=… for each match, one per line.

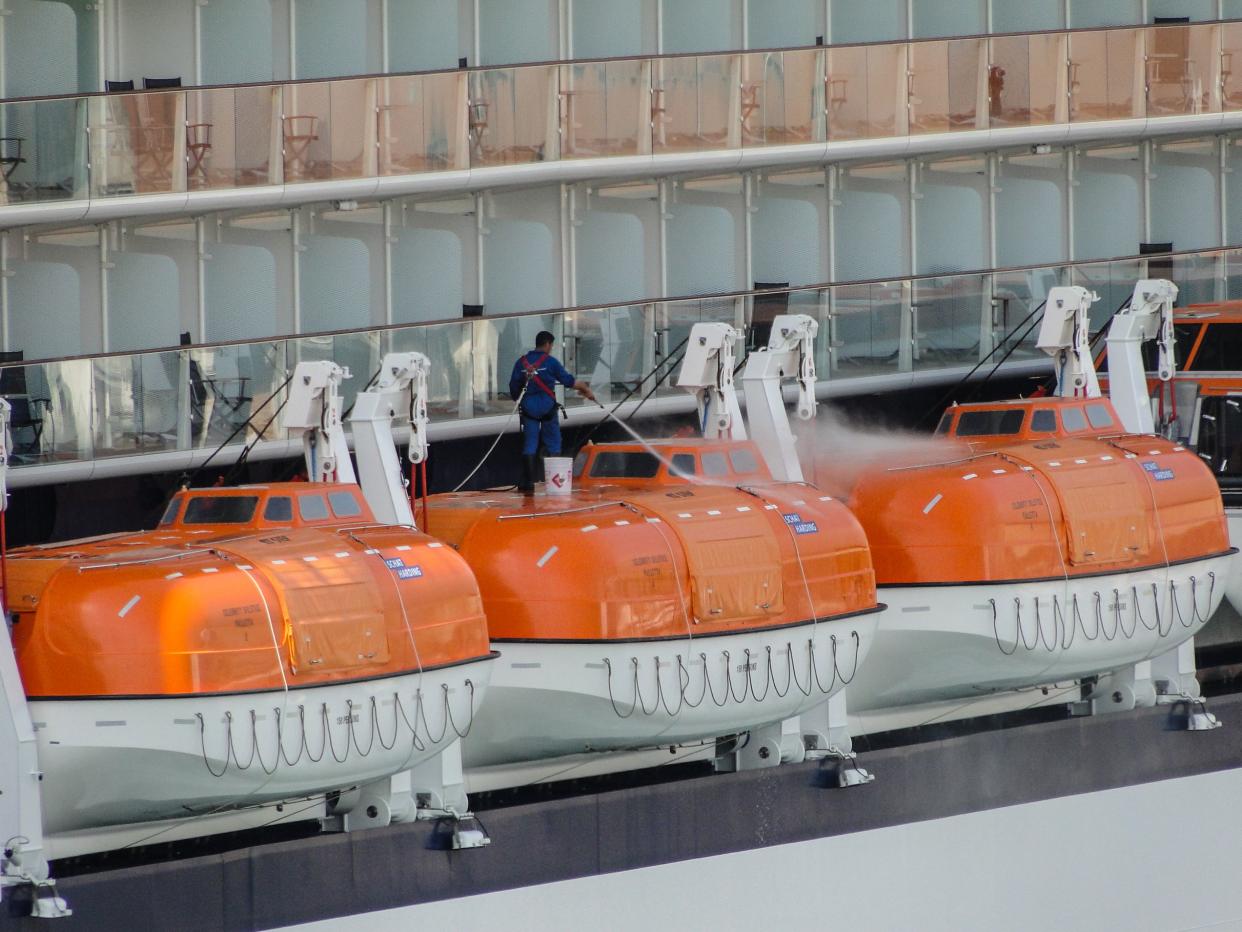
left=463, top=611, right=880, bottom=768
left=849, top=553, right=1233, bottom=712
left=30, top=654, right=496, bottom=834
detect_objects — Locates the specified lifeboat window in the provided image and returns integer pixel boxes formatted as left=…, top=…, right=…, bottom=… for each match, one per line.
left=1031, top=409, right=1057, bottom=432
left=573, top=451, right=587, bottom=477
left=182, top=495, right=259, bottom=525
left=730, top=448, right=761, bottom=474
left=935, top=411, right=953, bottom=434
left=701, top=452, right=729, bottom=477
left=588, top=451, right=661, bottom=478
left=955, top=409, right=1025, bottom=436
left=1061, top=407, right=1088, bottom=432
left=159, top=498, right=181, bottom=526
left=1085, top=404, right=1115, bottom=429
left=264, top=496, right=293, bottom=521
left=670, top=453, right=697, bottom=477
left=329, top=490, right=364, bottom=518
left=298, top=494, right=330, bottom=521
left=1187, top=324, right=1242, bottom=372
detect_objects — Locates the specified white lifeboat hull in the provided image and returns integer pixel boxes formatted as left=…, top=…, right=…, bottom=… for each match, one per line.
left=849, top=553, right=1233, bottom=712
left=1225, top=508, right=1242, bottom=615
left=462, top=612, right=880, bottom=768
left=30, top=655, right=495, bottom=835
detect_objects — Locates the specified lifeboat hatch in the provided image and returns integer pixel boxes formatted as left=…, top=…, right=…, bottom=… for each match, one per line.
left=283, top=581, right=391, bottom=673
left=684, top=533, right=784, bottom=621
left=1050, top=470, right=1151, bottom=565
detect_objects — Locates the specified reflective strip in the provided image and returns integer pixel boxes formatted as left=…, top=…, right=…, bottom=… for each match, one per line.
left=118, top=595, right=141, bottom=618
left=536, top=546, right=558, bottom=568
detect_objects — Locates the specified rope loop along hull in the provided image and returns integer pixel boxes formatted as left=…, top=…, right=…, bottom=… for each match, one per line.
left=463, top=610, right=879, bottom=768
left=849, top=553, right=1232, bottom=711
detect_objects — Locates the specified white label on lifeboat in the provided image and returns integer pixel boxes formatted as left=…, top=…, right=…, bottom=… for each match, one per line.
left=783, top=513, right=802, bottom=524
left=1142, top=461, right=1175, bottom=480
left=396, top=566, right=423, bottom=580
left=384, top=557, right=406, bottom=569
left=793, top=522, right=818, bottom=535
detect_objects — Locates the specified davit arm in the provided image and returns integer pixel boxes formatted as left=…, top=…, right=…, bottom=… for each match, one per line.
left=677, top=322, right=746, bottom=439
left=281, top=361, right=358, bottom=486
left=740, top=314, right=818, bottom=483
left=1104, top=278, right=1178, bottom=435
left=1035, top=285, right=1102, bottom=399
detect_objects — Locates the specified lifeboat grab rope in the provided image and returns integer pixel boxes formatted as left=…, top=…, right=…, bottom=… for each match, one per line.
left=602, top=631, right=862, bottom=719
left=988, top=572, right=1215, bottom=657
left=195, top=681, right=475, bottom=778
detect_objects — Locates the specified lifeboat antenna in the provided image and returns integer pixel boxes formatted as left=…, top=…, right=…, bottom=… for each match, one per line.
left=348, top=352, right=431, bottom=527
left=1035, top=286, right=1102, bottom=398
left=677, top=322, right=746, bottom=438
left=739, top=314, right=818, bottom=482
left=1104, top=278, right=1178, bottom=435
left=0, top=398, right=70, bottom=917
left=281, top=361, right=359, bottom=485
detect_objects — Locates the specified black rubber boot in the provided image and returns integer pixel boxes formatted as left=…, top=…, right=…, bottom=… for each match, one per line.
left=518, top=455, right=537, bottom=493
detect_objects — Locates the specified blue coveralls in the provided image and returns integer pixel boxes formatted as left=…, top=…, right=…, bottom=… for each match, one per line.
left=510, top=350, right=576, bottom=455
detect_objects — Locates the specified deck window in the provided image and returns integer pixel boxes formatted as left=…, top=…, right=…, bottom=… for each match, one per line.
left=1030, top=409, right=1057, bottom=432
left=701, top=452, right=729, bottom=477
left=329, top=490, right=364, bottom=518
left=588, top=451, right=661, bottom=478
left=1061, top=407, right=1088, bottom=432
left=671, top=453, right=697, bottom=477
left=1085, top=404, right=1115, bottom=429
left=159, top=498, right=181, bottom=526
left=730, top=448, right=761, bottom=474
left=955, top=409, right=1025, bottom=436
left=935, top=411, right=953, bottom=434
left=298, top=494, right=330, bottom=521
left=183, top=495, right=259, bottom=524
left=264, top=496, right=293, bottom=521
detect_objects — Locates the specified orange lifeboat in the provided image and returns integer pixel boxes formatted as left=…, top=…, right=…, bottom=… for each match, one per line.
left=812, top=394, right=1233, bottom=712
left=8, top=482, right=495, bottom=835
left=424, top=438, right=881, bottom=768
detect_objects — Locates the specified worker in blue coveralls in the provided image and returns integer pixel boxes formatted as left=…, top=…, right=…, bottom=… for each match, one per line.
left=510, top=330, right=595, bottom=492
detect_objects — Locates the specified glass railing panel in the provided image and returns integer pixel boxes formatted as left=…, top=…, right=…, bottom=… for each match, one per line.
left=828, top=43, right=904, bottom=140
left=561, top=305, right=648, bottom=406
left=988, top=35, right=1033, bottom=127
left=187, top=340, right=289, bottom=449
left=0, top=97, right=88, bottom=205
left=991, top=265, right=1066, bottom=360
left=88, top=90, right=183, bottom=197
left=1070, top=28, right=1141, bottom=122
left=468, top=65, right=557, bottom=167
left=1145, top=23, right=1217, bottom=117
left=1164, top=251, right=1221, bottom=306
left=1223, top=22, right=1242, bottom=110
left=948, top=38, right=985, bottom=131
left=2, top=358, right=94, bottom=465
left=389, top=319, right=473, bottom=420
left=1225, top=247, right=1242, bottom=299
left=740, top=49, right=823, bottom=147
left=912, top=274, right=989, bottom=371
left=560, top=60, right=645, bottom=159
left=909, top=39, right=951, bottom=134
left=472, top=313, right=561, bottom=416
left=654, top=296, right=737, bottom=398
left=380, top=72, right=466, bottom=174
left=281, top=79, right=370, bottom=183
left=91, top=350, right=184, bottom=458
left=829, top=282, right=904, bottom=377
left=186, top=85, right=277, bottom=190
left=655, top=54, right=734, bottom=153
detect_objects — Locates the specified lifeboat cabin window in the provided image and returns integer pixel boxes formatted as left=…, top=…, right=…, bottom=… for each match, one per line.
left=264, top=496, right=293, bottom=521
left=955, top=409, right=1025, bottom=436
left=935, top=411, right=953, bottom=434
left=730, top=448, right=761, bottom=474
left=183, top=495, right=259, bottom=525
left=1030, top=409, right=1057, bottom=432
left=1061, top=407, right=1088, bottom=433
left=701, top=451, right=730, bottom=477
left=1085, top=404, right=1114, bottom=429
left=159, top=498, right=181, bottom=526
left=589, top=450, right=661, bottom=478
left=671, top=453, right=697, bottom=477
left=1187, top=323, right=1242, bottom=372
left=329, top=489, right=364, bottom=518
left=298, top=493, right=330, bottom=521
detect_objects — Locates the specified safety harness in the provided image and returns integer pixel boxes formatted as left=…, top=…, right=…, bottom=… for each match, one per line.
left=520, top=352, right=564, bottom=421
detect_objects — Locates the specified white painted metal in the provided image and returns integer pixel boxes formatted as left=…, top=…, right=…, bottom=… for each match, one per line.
left=676, top=322, right=745, bottom=439
left=848, top=552, right=1232, bottom=713
left=739, top=313, right=817, bottom=482
left=1105, top=278, right=1178, bottom=435
left=280, top=361, right=359, bottom=485
left=462, top=612, right=878, bottom=768
left=348, top=352, right=432, bottom=527
left=1035, top=284, right=1101, bottom=398
left=29, top=656, right=494, bottom=840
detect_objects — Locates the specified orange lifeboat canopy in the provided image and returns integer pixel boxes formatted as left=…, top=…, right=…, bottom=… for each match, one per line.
left=844, top=397, right=1230, bottom=585
left=425, top=439, right=880, bottom=642
left=10, top=483, right=492, bottom=698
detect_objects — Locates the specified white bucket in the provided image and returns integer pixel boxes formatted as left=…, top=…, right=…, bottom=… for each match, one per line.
left=544, top=456, right=573, bottom=496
